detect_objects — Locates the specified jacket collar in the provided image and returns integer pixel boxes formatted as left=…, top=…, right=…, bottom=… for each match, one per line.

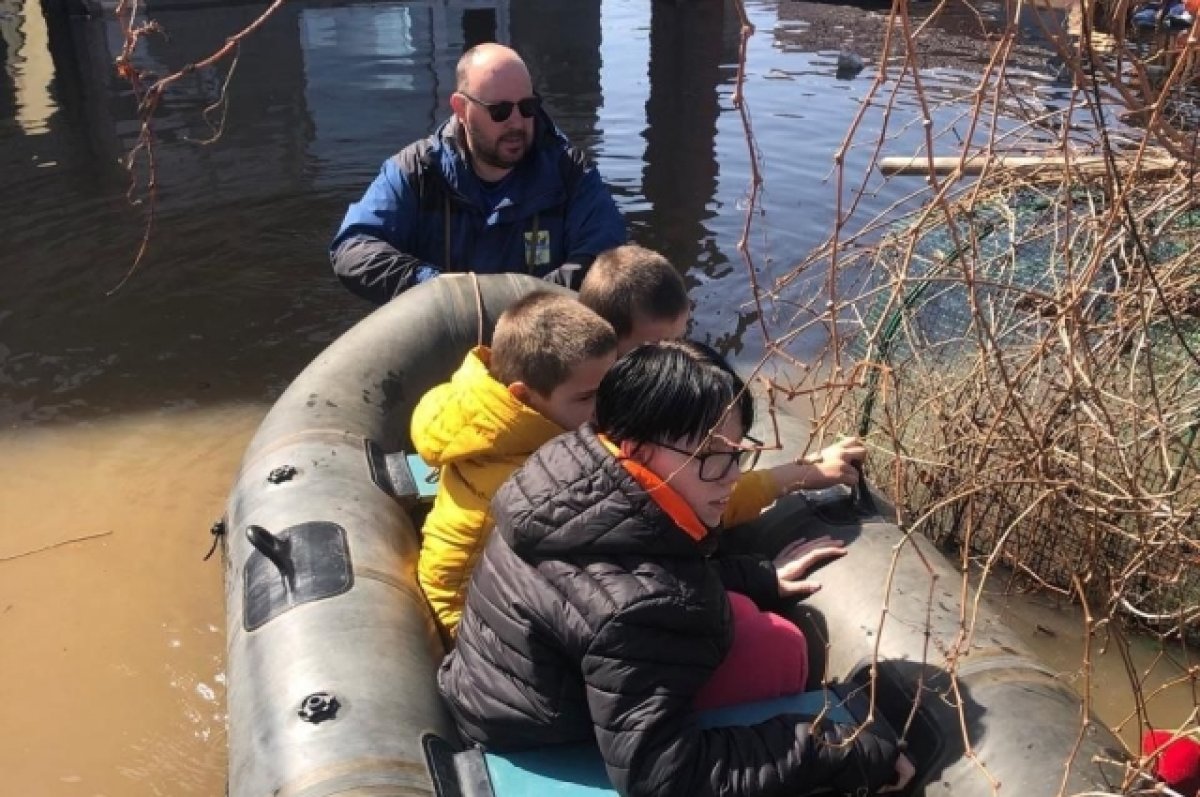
left=434, top=111, right=565, bottom=207
left=596, top=435, right=708, bottom=542
left=496, top=426, right=712, bottom=560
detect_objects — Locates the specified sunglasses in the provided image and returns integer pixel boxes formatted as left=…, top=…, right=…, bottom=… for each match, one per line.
left=459, top=91, right=541, bottom=123
left=655, top=434, right=763, bottom=482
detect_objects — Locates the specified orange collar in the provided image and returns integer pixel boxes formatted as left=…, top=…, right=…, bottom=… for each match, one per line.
left=598, top=434, right=708, bottom=542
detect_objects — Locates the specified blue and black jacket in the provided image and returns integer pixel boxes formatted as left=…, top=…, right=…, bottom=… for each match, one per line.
left=330, top=109, right=627, bottom=304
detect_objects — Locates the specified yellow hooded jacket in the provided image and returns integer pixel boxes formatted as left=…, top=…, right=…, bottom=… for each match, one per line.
left=414, top=346, right=791, bottom=638
left=412, top=347, right=563, bottom=638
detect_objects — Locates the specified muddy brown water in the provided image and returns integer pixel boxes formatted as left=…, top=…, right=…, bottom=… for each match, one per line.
left=1, top=0, right=1191, bottom=793
left=0, top=408, right=253, bottom=796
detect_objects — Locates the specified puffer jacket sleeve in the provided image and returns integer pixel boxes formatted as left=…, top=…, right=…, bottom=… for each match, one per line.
left=712, top=553, right=781, bottom=610
left=584, top=595, right=900, bottom=797
left=410, top=378, right=496, bottom=638
left=411, top=382, right=452, bottom=465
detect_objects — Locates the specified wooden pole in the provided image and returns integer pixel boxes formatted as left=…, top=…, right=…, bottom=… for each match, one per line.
left=878, top=154, right=1181, bottom=177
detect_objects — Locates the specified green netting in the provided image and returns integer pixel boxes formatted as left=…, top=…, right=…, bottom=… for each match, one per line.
left=853, top=188, right=1200, bottom=402
left=844, top=185, right=1200, bottom=633
left=855, top=188, right=1103, bottom=359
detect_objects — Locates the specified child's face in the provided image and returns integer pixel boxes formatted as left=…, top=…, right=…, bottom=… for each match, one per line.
left=643, top=413, right=745, bottom=528
left=617, top=311, right=689, bottom=356
left=526, top=352, right=617, bottom=430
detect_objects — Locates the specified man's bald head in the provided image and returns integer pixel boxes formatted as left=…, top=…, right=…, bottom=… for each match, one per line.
left=455, top=44, right=532, bottom=97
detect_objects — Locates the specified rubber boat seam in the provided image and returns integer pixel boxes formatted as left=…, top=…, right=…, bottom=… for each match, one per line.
left=949, top=652, right=1062, bottom=681
left=269, top=755, right=433, bottom=797
left=356, top=566, right=427, bottom=603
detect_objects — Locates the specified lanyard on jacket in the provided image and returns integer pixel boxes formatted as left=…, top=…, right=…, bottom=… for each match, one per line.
left=441, top=193, right=544, bottom=273
left=527, top=212, right=539, bottom=273
left=444, top=193, right=452, bottom=269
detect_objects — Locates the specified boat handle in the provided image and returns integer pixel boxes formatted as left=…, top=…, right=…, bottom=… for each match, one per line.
left=852, top=461, right=878, bottom=517
left=246, top=525, right=296, bottom=597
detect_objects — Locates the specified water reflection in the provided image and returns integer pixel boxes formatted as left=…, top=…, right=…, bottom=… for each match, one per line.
left=301, top=3, right=489, bottom=185
left=6, top=0, right=53, bottom=133
left=638, top=0, right=732, bottom=282
left=2, top=0, right=945, bottom=427
left=513, top=0, right=600, bottom=150
left=132, top=3, right=315, bottom=208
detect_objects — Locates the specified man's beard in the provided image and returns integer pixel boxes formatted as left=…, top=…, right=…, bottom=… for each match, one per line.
left=469, top=125, right=530, bottom=171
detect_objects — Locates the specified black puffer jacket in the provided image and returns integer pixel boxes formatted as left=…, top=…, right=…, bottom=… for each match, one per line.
left=438, top=427, right=900, bottom=797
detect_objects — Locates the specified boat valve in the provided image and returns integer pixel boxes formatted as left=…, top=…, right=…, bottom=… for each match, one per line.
left=267, top=464, right=299, bottom=484
left=245, top=525, right=296, bottom=596
left=298, top=691, right=340, bottom=723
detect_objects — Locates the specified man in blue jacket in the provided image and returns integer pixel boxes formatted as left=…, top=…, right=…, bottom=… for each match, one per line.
left=330, top=43, right=628, bottom=304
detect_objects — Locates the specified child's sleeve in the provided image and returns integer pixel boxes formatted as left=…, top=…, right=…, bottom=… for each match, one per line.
left=712, top=554, right=780, bottom=609
left=721, top=470, right=780, bottom=527
left=410, top=382, right=453, bottom=464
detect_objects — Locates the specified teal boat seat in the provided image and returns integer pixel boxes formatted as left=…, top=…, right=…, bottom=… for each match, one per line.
left=426, top=689, right=864, bottom=797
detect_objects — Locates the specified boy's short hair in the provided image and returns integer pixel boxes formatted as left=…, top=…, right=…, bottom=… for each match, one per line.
left=578, top=245, right=689, bottom=338
left=491, top=291, right=617, bottom=395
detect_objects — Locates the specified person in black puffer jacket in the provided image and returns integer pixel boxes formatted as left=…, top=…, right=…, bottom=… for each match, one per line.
left=438, top=340, right=911, bottom=797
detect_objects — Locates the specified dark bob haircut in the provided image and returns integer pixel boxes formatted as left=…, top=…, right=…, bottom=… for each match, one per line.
left=595, top=339, right=754, bottom=446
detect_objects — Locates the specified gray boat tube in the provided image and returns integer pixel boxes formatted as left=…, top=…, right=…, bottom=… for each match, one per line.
left=224, top=273, right=1125, bottom=797
left=738, top=478, right=1127, bottom=794
left=223, top=274, right=547, bottom=797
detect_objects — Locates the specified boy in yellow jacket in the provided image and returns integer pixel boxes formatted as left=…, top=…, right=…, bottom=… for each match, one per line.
left=413, top=291, right=618, bottom=640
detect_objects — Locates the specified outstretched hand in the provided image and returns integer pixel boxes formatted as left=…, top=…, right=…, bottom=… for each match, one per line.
left=801, top=436, right=867, bottom=490
left=767, top=436, right=868, bottom=496
left=773, top=535, right=847, bottom=598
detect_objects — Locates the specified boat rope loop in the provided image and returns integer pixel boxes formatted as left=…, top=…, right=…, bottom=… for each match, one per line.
left=470, top=272, right=485, bottom=347
left=203, top=516, right=227, bottom=562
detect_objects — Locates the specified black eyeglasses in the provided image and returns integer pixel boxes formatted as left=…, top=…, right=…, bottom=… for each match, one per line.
left=655, top=434, right=763, bottom=482
left=459, top=91, right=540, bottom=123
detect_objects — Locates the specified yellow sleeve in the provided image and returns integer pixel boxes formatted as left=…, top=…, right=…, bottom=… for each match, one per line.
left=722, top=470, right=780, bottom=527
left=411, top=382, right=452, bottom=464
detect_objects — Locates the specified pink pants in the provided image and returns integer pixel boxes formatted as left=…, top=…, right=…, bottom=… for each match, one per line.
left=694, top=592, right=810, bottom=710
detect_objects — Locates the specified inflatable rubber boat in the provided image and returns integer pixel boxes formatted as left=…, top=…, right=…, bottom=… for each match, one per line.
left=221, top=274, right=1126, bottom=797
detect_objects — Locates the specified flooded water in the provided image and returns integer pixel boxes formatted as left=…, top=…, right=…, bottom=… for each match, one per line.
left=1, top=0, right=1189, bottom=793
left=0, top=408, right=256, bottom=796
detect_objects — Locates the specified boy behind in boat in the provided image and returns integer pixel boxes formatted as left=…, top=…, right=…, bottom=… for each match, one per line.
left=578, top=244, right=691, bottom=355
left=439, top=340, right=914, bottom=796
left=413, top=291, right=617, bottom=640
